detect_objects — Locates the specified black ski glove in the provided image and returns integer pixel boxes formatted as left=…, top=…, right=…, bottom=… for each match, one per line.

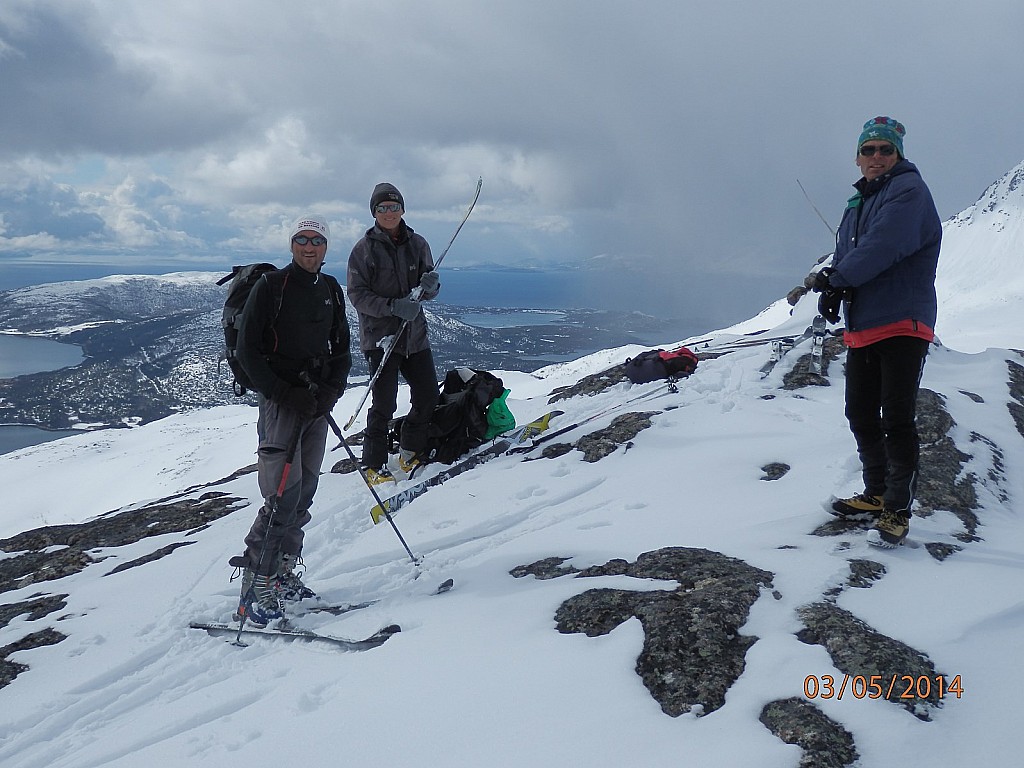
left=277, top=386, right=317, bottom=417
left=818, top=290, right=842, bottom=324
left=314, top=383, right=342, bottom=417
left=418, top=271, right=440, bottom=300
left=390, top=297, right=422, bottom=321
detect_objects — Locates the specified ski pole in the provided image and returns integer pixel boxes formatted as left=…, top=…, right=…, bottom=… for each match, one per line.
left=326, top=415, right=420, bottom=566
left=343, top=177, right=483, bottom=431
left=235, top=417, right=304, bottom=643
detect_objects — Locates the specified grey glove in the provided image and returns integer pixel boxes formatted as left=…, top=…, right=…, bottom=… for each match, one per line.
left=418, top=271, right=440, bottom=299
left=390, top=296, right=422, bottom=321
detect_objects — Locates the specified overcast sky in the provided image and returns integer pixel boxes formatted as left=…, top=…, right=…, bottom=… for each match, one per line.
left=1, top=0, right=1021, bottom=328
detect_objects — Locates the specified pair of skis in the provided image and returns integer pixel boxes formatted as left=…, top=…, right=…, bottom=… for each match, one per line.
left=191, top=579, right=454, bottom=648
left=369, top=411, right=562, bottom=523
left=368, top=378, right=681, bottom=523
left=758, top=315, right=828, bottom=378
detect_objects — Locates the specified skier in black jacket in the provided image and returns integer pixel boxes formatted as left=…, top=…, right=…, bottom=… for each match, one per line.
left=230, top=215, right=352, bottom=626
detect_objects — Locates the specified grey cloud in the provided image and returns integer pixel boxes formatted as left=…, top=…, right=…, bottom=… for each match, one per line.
left=0, top=3, right=250, bottom=158
left=0, top=179, right=104, bottom=239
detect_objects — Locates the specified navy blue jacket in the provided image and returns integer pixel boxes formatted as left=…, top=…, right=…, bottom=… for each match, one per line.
left=830, top=160, right=941, bottom=333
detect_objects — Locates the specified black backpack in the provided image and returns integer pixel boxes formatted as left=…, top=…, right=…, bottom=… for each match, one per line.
left=218, top=263, right=280, bottom=396
left=217, top=264, right=346, bottom=397
left=390, top=368, right=507, bottom=464
left=623, top=346, right=699, bottom=384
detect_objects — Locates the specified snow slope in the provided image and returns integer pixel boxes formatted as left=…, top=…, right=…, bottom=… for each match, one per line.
left=1, top=165, right=1022, bottom=766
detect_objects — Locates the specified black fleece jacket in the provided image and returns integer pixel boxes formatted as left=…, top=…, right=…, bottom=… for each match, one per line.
left=236, top=262, right=352, bottom=400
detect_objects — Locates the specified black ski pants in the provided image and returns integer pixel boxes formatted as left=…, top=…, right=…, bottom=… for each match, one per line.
left=242, top=398, right=328, bottom=576
left=844, top=335, right=929, bottom=512
left=362, top=347, right=439, bottom=469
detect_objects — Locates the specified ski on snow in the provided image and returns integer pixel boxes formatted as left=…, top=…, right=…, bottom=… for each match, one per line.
left=370, top=412, right=562, bottom=523
left=757, top=323, right=821, bottom=378
left=808, top=314, right=828, bottom=375
left=190, top=620, right=401, bottom=650
left=191, top=579, right=454, bottom=648
left=294, top=577, right=455, bottom=615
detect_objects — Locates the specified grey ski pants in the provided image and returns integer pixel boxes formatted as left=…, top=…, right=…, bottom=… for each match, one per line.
left=242, top=397, right=329, bottom=575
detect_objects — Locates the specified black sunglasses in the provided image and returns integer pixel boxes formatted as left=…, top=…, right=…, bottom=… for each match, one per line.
left=292, top=235, right=327, bottom=246
left=859, top=144, right=896, bottom=157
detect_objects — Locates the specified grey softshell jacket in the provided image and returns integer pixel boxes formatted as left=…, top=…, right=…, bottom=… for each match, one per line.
left=346, top=221, right=434, bottom=356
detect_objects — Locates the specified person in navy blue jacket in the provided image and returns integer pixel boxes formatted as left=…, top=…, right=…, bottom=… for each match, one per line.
left=807, top=116, right=941, bottom=547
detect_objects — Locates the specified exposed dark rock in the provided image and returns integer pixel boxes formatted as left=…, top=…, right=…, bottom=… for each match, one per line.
left=105, top=541, right=197, bottom=575
left=330, top=457, right=361, bottom=474
left=846, top=559, right=886, bottom=589
left=1, top=628, right=67, bottom=689
left=516, top=547, right=774, bottom=717
left=1008, top=358, right=1024, bottom=440
left=760, top=697, right=859, bottom=768
left=575, top=412, right=656, bottom=462
left=508, top=557, right=578, bottom=580
left=809, top=517, right=868, bottom=538
left=782, top=336, right=844, bottom=389
left=537, top=442, right=574, bottom=460
left=0, top=594, right=69, bottom=629
left=761, top=462, right=791, bottom=481
left=796, top=602, right=945, bottom=720
left=924, top=542, right=962, bottom=561
left=0, top=548, right=97, bottom=593
left=0, top=494, right=246, bottom=592
left=548, top=365, right=628, bottom=402
left=914, top=388, right=980, bottom=538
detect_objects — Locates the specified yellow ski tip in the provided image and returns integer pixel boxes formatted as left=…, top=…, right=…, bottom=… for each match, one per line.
left=370, top=500, right=391, bottom=525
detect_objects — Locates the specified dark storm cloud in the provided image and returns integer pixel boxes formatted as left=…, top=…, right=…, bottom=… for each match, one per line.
left=0, top=4, right=249, bottom=158
left=1, top=0, right=1023, bottom=329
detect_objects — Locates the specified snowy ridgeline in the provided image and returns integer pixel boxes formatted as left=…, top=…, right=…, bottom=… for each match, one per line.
left=0, top=283, right=1022, bottom=765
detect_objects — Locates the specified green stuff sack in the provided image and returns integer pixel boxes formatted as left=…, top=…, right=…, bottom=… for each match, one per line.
left=485, top=388, right=516, bottom=439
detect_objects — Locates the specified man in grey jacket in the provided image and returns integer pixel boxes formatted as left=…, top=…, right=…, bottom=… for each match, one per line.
left=347, top=183, right=441, bottom=484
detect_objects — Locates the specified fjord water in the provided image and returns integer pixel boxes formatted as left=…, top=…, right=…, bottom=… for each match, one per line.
left=1, top=334, right=85, bottom=454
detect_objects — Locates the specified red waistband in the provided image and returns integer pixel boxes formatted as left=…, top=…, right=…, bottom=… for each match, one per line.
left=844, top=319, right=934, bottom=348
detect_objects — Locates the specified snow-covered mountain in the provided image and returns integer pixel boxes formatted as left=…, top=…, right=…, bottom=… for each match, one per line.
left=0, top=272, right=671, bottom=432
left=1, top=164, right=1022, bottom=767
left=934, top=160, right=1024, bottom=353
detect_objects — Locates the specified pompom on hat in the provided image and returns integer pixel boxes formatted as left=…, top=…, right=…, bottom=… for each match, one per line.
left=370, top=182, right=405, bottom=214
left=289, top=215, right=330, bottom=244
left=858, top=116, right=906, bottom=158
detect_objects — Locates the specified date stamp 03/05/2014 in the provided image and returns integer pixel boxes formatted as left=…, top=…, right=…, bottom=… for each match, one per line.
left=803, top=674, right=964, bottom=702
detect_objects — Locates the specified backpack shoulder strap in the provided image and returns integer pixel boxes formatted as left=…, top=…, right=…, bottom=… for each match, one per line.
left=320, top=273, right=348, bottom=343
left=261, top=268, right=288, bottom=325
